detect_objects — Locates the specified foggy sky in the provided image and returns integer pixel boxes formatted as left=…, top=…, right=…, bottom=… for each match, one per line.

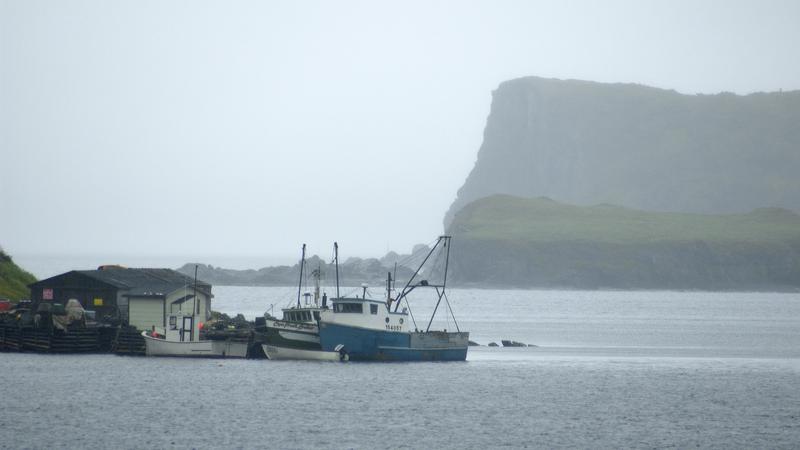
left=2, top=0, right=799, bottom=264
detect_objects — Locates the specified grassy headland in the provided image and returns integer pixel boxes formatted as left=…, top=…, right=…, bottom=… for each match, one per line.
left=447, top=195, right=800, bottom=290
left=0, top=249, right=37, bottom=301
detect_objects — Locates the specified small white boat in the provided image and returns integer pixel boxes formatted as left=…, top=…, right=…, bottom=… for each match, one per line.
left=141, top=267, right=248, bottom=358
left=142, top=330, right=248, bottom=358
left=262, top=343, right=346, bottom=361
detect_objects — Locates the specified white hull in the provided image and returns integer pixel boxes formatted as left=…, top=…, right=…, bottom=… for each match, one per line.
left=142, top=332, right=246, bottom=358
left=211, top=340, right=249, bottom=358
left=262, top=344, right=343, bottom=361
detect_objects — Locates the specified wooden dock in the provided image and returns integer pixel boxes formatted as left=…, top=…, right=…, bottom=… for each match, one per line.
left=1, top=322, right=265, bottom=358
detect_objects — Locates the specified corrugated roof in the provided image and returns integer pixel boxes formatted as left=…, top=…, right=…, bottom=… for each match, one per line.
left=77, top=268, right=211, bottom=297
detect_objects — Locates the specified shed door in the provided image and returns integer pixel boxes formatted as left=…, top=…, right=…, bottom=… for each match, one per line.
left=181, top=316, right=193, bottom=342
left=129, top=298, right=164, bottom=331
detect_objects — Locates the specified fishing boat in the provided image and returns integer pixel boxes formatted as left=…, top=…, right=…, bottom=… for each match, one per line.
left=318, top=236, right=469, bottom=361
left=141, top=267, right=247, bottom=358
left=260, top=244, right=347, bottom=361
left=141, top=318, right=247, bottom=358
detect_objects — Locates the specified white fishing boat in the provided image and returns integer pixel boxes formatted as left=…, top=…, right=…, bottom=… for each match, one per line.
left=141, top=267, right=247, bottom=358
left=141, top=318, right=248, bottom=358
left=260, top=311, right=344, bottom=361
left=259, top=244, right=346, bottom=361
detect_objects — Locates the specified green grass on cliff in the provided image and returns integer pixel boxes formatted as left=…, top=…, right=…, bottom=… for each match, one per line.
left=0, top=250, right=37, bottom=301
left=448, top=194, right=800, bottom=245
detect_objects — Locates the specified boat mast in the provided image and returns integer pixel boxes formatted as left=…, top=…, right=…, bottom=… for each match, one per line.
left=441, top=236, right=451, bottom=291
left=297, top=244, right=306, bottom=308
left=193, top=264, right=199, bottom=316
left=193, top=264, right=199, bottom=342
left=386, top=271, right=393, bottom=307
left=334, top=242, right=340, bottom=299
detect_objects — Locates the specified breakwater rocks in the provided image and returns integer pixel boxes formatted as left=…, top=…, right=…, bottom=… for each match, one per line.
left=483, top=340, right=537, bottom=347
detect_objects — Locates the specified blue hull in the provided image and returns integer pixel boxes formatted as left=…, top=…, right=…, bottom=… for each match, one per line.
left=318, top=322, right=468, bottom=362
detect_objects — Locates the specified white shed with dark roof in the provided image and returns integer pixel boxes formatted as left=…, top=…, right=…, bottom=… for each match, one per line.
left=28, top=267, right=213, bottom=332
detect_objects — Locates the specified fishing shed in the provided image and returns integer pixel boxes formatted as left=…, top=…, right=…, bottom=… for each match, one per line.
left=28, top=267, right=212, bottom=331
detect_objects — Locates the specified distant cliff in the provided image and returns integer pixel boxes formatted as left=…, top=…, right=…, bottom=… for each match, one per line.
left=446, top=77, right=800, bottom=228
left=447, top=195, right=800, bottom=290
left=0, top=248, right=37, bottom=301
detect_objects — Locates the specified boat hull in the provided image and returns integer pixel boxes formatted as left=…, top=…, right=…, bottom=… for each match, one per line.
left=261, top=318, right=321, bottom=350
left=141, top=332, right=246, bottom=358
left=261, top=344, right=343, bottom=361
left=256, top=318, right=344, bottom=361
left=318, top=322, right=469, bottom=361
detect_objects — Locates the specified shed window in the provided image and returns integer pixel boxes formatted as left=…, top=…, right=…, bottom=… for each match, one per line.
left=313, top=311, right=320, bottom=321
left=335, top=303, right=363, bottom=314
left=370, top=304, right=378, bottom=315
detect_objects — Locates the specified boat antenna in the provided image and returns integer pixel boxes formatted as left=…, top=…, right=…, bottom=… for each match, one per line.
left=313, top=263, right=321, bottom=306
left=334, top=242, right=340, bottom=299
left=297, top=244, right=306, bottom=308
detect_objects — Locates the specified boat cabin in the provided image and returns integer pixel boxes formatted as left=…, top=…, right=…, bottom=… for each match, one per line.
left=282, top=307, right=324, bottom=323
left=323, top=297, right=410, bottom=333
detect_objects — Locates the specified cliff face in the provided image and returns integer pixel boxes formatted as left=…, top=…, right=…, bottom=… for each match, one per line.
left=447, top=195, right=800, bottom=290
left=445, top=77, right=800, bottom=228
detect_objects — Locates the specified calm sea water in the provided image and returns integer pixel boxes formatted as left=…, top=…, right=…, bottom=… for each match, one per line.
left=2, top=287, right=799, bottom=449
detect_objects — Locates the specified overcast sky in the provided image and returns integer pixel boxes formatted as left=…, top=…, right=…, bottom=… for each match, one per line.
left=2, top=0, right=799, bottom=266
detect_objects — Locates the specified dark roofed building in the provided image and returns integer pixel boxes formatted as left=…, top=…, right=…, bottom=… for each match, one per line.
left=28, top=267, right=212, bottom=331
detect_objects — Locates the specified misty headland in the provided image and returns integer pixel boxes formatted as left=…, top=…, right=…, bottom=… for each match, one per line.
left=178, top=77, right=800, bottom=291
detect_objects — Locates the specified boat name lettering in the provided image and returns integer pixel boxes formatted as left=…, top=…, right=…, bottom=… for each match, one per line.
left=385, top=324, right=402, bottom=331
left=273, top=321, right=314, bottom=331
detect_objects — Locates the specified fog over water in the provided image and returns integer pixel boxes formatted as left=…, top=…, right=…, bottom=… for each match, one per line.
left=2, top=0, right=800, bottom=263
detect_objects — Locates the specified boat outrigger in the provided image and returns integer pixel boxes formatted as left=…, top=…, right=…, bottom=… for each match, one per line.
left=318, top=236, right=469, bottom=361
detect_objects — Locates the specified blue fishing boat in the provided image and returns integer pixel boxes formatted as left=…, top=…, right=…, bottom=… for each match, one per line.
left=318, top=236, right=469, bottom=361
